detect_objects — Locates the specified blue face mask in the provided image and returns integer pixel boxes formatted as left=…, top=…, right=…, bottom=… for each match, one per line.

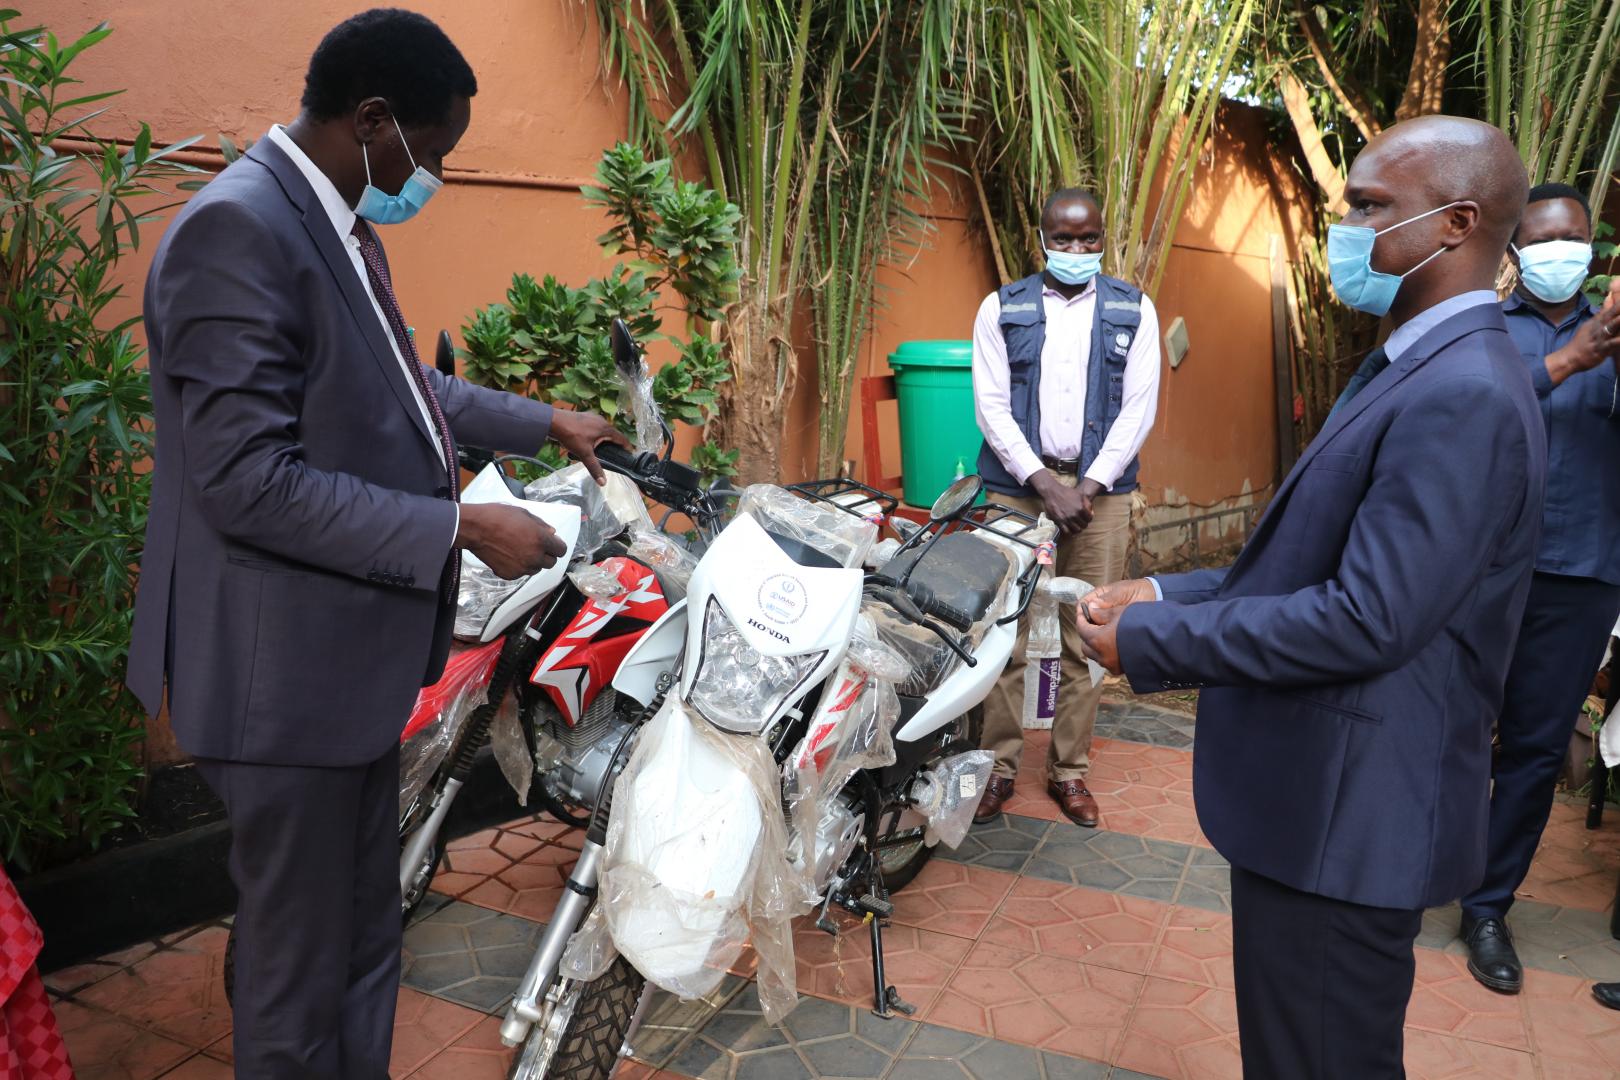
left=1326, top=202, right=1459, bottom=316
left=1042, top=234, right=1103, bottom=286
left=354, top=116, right=443, bottom=225
left=1512, top=239, right=1593, bottom=303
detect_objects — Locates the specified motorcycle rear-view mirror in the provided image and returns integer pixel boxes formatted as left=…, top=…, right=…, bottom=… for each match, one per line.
left=611, top=318, right=640, bottom=382
left=930, top=474, right=984, bottom=522
left=609, top=317, right=675, bottom=460
left=434, top=330, right=457, bottom=377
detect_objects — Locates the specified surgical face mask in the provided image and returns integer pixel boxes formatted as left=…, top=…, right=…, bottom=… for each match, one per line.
left=1042, top=233, right=1103, bottom=286
left=1326, top=202, right=1460, bottom=316
left=1512, top=239, right=1593, bottom=303
left=354, top=116, right=443, bottom=225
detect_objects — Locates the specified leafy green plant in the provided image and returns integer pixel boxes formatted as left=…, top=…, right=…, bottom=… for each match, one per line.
left=1585, top=220, right=1617, bottom=306
left=0, top=14, right=202, bottom=869
left=460, top=143, right=740, bottom=481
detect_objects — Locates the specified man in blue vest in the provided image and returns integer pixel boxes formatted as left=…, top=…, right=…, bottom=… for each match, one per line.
left=1458, top=182, right=1620, bottom=995
left=970, top=187, right=1163, bottom=827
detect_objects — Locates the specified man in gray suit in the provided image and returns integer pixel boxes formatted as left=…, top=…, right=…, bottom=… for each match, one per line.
left=124, top=10, right=624, bottom=1077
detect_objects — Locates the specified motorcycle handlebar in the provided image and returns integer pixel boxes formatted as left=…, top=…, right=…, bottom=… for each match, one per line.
left=870, top=586, right=977, bottom=667
left=905, top=581, right=975, bottom=633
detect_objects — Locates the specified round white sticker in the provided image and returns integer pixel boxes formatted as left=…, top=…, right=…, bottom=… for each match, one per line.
left=757, top=573, right=808, bottom=624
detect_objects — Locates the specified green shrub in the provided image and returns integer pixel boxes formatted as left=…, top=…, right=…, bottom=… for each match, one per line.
left=460, top=142, right=741, bottom=481
left=0, top=14, right=201, bottom=869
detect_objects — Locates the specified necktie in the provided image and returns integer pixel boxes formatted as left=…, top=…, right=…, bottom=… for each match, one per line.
left=351, top=219, right=461, bottom=597
left=1327, top=346, right=1390, bottom=419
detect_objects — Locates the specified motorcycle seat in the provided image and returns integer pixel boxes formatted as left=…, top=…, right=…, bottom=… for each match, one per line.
left=874, top=532, right=1011, bottom=625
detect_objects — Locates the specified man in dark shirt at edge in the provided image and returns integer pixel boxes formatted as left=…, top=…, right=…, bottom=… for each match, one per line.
left=1461, top=182, right=1620, bottom=996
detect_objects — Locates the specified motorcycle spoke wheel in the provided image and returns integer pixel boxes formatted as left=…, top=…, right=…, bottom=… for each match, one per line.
left=507, top=956, right=645, bottom=1080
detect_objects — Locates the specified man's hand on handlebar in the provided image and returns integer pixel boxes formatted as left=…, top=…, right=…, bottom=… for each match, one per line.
left=549, top=409, right=632, bottom=486
left=455, top=503, right=568, bottom=580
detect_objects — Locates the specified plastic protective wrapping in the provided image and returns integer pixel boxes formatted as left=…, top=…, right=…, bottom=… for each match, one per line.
left=523, top=464, right=649, bottom=560
left=489, top=690, right=532, bottom=805
left=397, top=640, right=504, bottom=820
left=866, top=537, right=902, bottom=570
left=627, top=528, right=699, bottom=597
left=454, top=562, right=525, bottom=640
left=738, top=484, right=877, bottom=570
left=912, top=749, right=996, bottom=849
left=568, top=563, right=626, bottom=600
left=781, top=616, right=909, bottom=889
left=618, top=348, right=664, bottom=456
left=600, top=700, right=808, bottom=1026
left=559, top=903, right=619, bottom=982
left=1022, top=575, right=1100, bottom=729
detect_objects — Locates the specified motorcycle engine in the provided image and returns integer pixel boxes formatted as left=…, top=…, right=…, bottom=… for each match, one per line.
left=541, top=692, right=635, bottom=809
left=807, top=793, right=865, bottom=893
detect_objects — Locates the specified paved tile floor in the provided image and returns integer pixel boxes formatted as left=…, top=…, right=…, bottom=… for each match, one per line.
left=43, top=697, right=1620, bottom=1079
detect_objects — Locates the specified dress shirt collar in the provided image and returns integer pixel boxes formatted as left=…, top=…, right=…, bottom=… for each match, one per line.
left=1040, top=278, right=1097, bottom=306
left=265, top=125, right=357, bottom=242
left=1383, top=289, right=1498, bottom=362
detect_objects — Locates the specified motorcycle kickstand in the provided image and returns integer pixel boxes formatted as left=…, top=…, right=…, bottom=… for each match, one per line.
left=854, top=855, right=914, bottom=1019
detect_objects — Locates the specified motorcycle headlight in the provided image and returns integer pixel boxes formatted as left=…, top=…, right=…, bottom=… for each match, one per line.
left=689, top=598, right=823, bottom=735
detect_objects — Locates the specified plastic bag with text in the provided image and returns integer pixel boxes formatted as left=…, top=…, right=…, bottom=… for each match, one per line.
left=1023, top=575, right=1103, bottom=729
left=913, top=749, right=996, bottom=849
left=599, top=700, right=808, bottom=1025
left=398, top=640, right=503, bottom=820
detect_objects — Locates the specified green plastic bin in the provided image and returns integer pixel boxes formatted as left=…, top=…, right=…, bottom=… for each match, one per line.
left=887, top=340, right=981, bottom=509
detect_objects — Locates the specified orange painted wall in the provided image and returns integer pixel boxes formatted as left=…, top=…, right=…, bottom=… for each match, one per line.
left=52, top=2, right=1308, bottom=510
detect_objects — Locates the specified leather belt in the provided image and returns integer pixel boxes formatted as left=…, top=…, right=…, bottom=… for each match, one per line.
left=1040, top=455, right=1081, bottom=476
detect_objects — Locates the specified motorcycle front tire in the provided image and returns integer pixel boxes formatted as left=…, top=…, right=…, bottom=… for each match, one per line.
left=507, top=956, right=645, bottom=1080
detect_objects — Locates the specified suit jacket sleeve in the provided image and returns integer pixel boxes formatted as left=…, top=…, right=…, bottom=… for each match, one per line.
left=157, top=198, right=457, bottom=592
left=1153, top=567, right=1231, bottom=604
left=1117, top=373, right=1530, bottom=691
left=425, top=365, right=552, bottom=452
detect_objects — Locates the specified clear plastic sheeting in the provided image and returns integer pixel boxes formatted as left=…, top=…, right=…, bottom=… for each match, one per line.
left=559, top=903, right=619, bottom=982
left=865, top=537, right=902, bottom=571
left=397, top=640, right=503, bottom=821
left=866, top=601, right=960, bottom=699
left=454, top=560, right=526, bottom=641
left=738, top=484, right=877, bottom=570
left=627, top=528, right=699, bottom=596
left=569, top=563, right=626, bottom=601
left=489, top=690, right=533, bottom=805
left=523, top=463, right=637, bottom=560
left=600, top=699, right=807, bottom=1026
left=912, top=749, right=996, bottom=849
left=618, top=348, right=663, bottom=456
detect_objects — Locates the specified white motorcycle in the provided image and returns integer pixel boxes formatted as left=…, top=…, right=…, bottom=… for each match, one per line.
left=498, top=412, right=1054, bottom=1077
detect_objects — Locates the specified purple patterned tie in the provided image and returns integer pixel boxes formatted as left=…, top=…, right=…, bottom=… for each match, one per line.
left=351, top=219, right=461, bottom=598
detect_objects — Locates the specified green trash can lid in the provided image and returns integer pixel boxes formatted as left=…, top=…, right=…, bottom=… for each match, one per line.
left=888, top=339, right=972, bottom=368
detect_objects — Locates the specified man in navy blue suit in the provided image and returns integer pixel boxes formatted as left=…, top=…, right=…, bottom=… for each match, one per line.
left=1076, top=116, right=1548, bottom=1076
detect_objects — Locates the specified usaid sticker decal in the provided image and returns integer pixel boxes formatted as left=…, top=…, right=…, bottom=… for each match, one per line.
left=1114, top=331, right=1130, bottom=354
left=757, top=573, right=808, bottom=624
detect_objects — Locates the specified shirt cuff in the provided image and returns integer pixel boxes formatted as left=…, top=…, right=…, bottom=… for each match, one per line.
left=449, top=504, right=461, bottom=557
left=1083, top=464, right=1116, bottom=491
left=1148, top=577, right=1164, bottom=601
left=1533, top=359, right=1555, bottom=399
left=1010, top=447, right=1046, bottom=486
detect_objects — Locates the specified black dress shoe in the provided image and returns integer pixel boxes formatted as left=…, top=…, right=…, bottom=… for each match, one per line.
left=1461, top=917, right=1523, bottom=994
left=1593, top=982, right=1620, bottom=1009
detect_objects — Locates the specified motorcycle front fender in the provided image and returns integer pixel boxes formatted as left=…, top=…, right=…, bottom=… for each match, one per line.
left=611, top=598, right=688, bottom=706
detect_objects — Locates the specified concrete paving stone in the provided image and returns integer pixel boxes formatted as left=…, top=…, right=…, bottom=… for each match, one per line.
left=1025, top=827, right=1192, bottom=903
left=629, top=975, right=749, bottom=1069
left=1173, top=849, right=1231, bottom=915
left=400, top=899, right=547, bottom=1013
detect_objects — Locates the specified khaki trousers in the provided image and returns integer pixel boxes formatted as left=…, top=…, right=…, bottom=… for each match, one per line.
left=980, top=482, right=1132, bottom=781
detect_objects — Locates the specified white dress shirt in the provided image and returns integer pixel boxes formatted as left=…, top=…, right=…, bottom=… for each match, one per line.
left=971, top=279, right=1162, bottom=489
left=265, top=125, right=458, bottom=541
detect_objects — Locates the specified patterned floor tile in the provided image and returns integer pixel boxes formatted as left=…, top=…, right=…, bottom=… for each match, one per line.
left=405, top=1014, right=517, bottom=1079
left=390, top=986, right=487, bottom=1075
left=1402, top=1029, right=1538, bottom=1080
left=1515, top=802, right=1620, bottom=913
left=937, top=814, right=1051, bottom=874
left=1024, top=826, right=1191, bottom=905
left=1172, top=850, right=1230, bottom=915
left=1112, top=976, right=1239, bottom=1080
left=1148, top=907, right=1233, bottom=991
left=790, top=919, right=974, bottom=1016
left=1094, top=702, right=1196, bottom=750
left=401, top=899, right=548, bottom=1013
left=887, top=1023, right=1112, bottom=1079
left=75, top=924, right=232, bottom=1050
left=630, top=975, right=749, bottom=1069
left=924, top=940, right=1143, bottom=1064
left=890, top=861, right=1019, bottom=941
left=458, top=841, right=583, bottom=924
left=432, top=817, right=583, bottom=910
left=158, top=1055, right=236, bottom=1079
left=1404, top=950, right=1529, bottom=1050
left=1499, top=901, right=1620, bottom=981
left=667, top=984, right=914, bottom=1080
left=979, top=877, right=1167, bottom=975
left=54, top=999, right=195, bottom=1080
left=1521, top=965, right=1620, bottom=1077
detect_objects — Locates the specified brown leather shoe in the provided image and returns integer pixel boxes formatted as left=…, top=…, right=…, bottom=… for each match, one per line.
left=973, top=776, right=1017, bottom=823
left=1048, top=779, right=1100, bottom=827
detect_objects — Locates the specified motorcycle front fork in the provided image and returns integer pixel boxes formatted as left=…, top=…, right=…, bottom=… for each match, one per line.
left=399, top=777, right=463, bottom=898
left=500, top=838, right=605, bottom=1045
